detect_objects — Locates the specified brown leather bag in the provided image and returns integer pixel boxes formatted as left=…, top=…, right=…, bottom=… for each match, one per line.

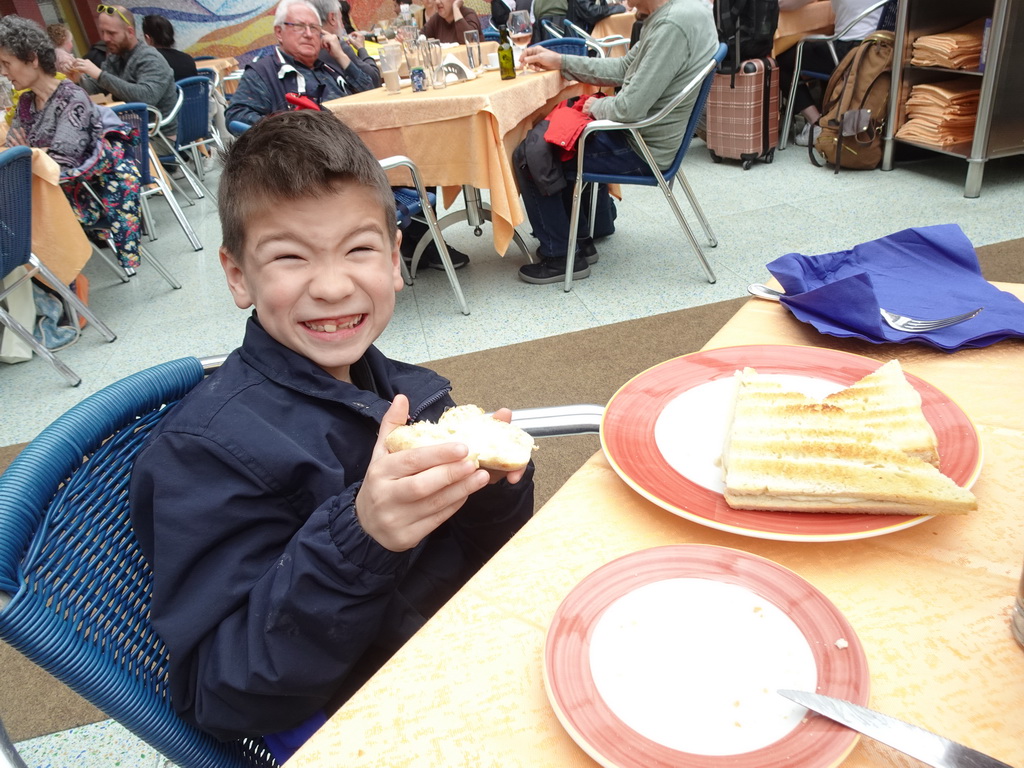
left=811, top=30, right=895, bottom=172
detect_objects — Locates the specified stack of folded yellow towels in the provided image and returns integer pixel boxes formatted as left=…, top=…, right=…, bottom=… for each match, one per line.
left=895, top=79, right=980, bottom=147
left=909, top=18, right=987, bottom=69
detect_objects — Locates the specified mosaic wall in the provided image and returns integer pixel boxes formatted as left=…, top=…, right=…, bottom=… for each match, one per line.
left=130, top=0, right=490, bottom=62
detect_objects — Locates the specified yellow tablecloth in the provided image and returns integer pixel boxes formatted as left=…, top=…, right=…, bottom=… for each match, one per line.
left=324, top=68, right=588, bottom=255
left=592, top=9, right=636, bottom=56
left=201, top=56, right=241, bottom=94
left=287, top=286, right=1024, bottom=768
left=774, top=0, right=836, bottom=55
left=30, top=149, right=91, bottom=287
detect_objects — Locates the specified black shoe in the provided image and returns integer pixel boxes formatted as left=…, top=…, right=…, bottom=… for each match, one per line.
left=403, top=241, right=470, bottom=271
left=518, top=256, right=591, bottom=285
left=538, top=240, right=598, bottom=265
left=578, top=238, right=598, bottom=265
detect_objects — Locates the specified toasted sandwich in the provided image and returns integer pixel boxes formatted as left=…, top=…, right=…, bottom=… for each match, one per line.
left=721, top=361, right=976, bottom=515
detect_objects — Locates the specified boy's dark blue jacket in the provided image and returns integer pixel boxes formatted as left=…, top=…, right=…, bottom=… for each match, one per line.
left=129, top=315, right=534, bottom=741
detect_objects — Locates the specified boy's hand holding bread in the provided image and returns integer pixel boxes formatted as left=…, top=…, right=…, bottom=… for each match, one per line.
left=357, top=397, right=534, bottom=552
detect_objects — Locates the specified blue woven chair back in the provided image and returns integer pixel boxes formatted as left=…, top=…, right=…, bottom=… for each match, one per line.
left=174, top=76, right=213, bottom=149
left=483, top=27, right=500, bottom=41
left=0, top=145, right=32, bottom=279
left=535, top=37, right=587, bottom=56
left=197, top=67, right=217, bottom=83
left=111, top=102, right=155, bottom=186
left=0, top=357, right=278, bottom=768
left=584, top=42, right=726, bottom=186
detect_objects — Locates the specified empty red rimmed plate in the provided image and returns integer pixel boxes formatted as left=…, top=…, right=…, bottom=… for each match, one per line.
left=544, top=545, right=869, bottom=768
left=600, top=344, right=982, bottom=542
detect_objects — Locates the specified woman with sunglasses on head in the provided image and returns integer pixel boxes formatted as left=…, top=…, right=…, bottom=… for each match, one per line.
left=0, top=14, right=143, bottom=272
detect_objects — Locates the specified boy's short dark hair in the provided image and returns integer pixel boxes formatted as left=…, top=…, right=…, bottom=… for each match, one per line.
left=219, top=110, right=398, bottom=259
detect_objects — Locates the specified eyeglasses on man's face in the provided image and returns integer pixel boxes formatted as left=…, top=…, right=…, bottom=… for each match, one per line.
left=97, top=4, right=132, bottom=28
left=280, top=21, right=323, bottom=36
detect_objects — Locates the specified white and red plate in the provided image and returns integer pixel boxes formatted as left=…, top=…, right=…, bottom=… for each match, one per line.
left=544, top=545, right=869, bottom=768
left=600, top=344, right=982, bottom=542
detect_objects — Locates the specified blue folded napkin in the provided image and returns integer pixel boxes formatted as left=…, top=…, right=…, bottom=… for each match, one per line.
left=767, top=224, right=1024, bottom=351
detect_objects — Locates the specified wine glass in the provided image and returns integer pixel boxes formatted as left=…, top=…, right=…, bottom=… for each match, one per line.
left=507, top=10, right=533, bottom=69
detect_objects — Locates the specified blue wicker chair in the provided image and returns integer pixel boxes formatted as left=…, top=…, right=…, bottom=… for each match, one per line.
left=0, top=355, right=276, bottom=767
left=534, top=37, right=588, bottom=57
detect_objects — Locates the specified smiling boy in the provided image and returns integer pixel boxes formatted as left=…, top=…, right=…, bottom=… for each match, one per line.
left=129, top=110, right=533, bottom=760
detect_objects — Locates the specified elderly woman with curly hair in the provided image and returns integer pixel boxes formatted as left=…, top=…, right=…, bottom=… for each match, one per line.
left=0, top=14, right=143, bottom=272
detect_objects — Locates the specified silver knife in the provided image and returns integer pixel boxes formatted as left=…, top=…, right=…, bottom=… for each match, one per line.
left=778, top=690, right=1016, bottom=768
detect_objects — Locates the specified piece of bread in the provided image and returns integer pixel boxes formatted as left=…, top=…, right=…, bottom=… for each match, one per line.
left=721, top=362, right=976, bottom=515
left=385, top=405, right=536, bottom=472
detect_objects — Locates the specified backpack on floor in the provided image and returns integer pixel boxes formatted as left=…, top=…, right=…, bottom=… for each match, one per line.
left=811, top=30, right=895, bottom=173
left=714, top=0, right=779, bottom=74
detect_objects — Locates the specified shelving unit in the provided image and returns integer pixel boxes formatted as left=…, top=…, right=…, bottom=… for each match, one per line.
left=881, top=0, right=1024, bottom=197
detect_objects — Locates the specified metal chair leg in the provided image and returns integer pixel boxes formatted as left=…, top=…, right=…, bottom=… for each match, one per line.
left=139, top=245, right=182, bottom=290
left=0, top=304, right=81, bottom=386
left=779, top=42, right=806, bottom=151
left=30, top=255, right=117, bottom=341
left=674, top=170, right=718, bottom=247
left=410, top=186, right=532, bottom=268
left=0, top=714, right=29, bottom=768
left=150, top=175, right=204, bottom=251
left=89, top=242, right=131, bottom=283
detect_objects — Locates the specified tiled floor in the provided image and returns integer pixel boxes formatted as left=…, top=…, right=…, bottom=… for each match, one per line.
left=4, top=134, right=1023, bottom=765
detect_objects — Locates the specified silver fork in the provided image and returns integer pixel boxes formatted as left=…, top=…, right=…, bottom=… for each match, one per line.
left=747, top=284, right=983, bottom=332
left=878, top=307, right=983, bottom=332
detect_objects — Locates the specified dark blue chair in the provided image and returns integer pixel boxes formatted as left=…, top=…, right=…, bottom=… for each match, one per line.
left=560, top=42, right=728, bottom=291
left=0, top=146, right=117, bottom=386
left=779, top=0, right=897, bottom=150
left=151, top=77, right=217, bottom=201
left=113, top=101, right=203, bottom=253
left=0, top=355, right=278, bottom=767
left=534, top=37, right=588, bottom=57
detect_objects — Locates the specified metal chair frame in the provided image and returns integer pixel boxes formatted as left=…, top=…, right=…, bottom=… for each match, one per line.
left=0, top=145, right=118, bottom=386
left=112, top=102, right=204, bottom=251
left=149, top=85, right=216, bottom=202
left=561, top=43, right=727, bottom=291
left=72, top=180, right=182, bottom=290
left=196, top=67, right=228, bottom=154
left=534, top=37, right=589, bottom=56
left=562, top=18, right=625, bottom=57
left=382, top=155, right=471, bottom=315
left=779, top=0, right=895, bottom=150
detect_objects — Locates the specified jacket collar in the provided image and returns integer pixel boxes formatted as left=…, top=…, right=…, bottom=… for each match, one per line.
left=236, top=314, right=450, bottom=420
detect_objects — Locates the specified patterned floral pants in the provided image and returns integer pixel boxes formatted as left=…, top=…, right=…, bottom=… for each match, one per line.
left=65, top=139, right=142, bottom=269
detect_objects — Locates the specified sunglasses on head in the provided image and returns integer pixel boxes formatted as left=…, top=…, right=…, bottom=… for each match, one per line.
left=97, top=4, right=133, bottom=28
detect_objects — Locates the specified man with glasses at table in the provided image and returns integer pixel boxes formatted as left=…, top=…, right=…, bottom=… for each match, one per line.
left=71, top=4, right=178, bottom=135
left=226, top=0, right=374, bottom=129
left=228, top=0, right=473, bottom=271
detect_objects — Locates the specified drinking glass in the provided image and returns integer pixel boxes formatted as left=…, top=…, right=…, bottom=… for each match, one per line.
left=378, top=42, right=404, bottom=94
left=426, top=38, right=446, bottom=89
left=464, top=29, right=482, bottom=70
left=507, top=10, right=533, bottom=68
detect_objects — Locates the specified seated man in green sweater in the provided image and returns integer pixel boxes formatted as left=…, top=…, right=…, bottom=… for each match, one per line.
left=514, top=0, right=717, bottom=284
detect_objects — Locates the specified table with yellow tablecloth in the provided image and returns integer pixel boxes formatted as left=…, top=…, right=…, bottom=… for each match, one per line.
left=286, top=286, right=1024, bottom=768
left=774, top=0, right=836, bottom=55
left=324, top=67, right=590, bottom=256
left=200, top=56, right=241, bottom=94
left=591, top=8, right=636, bottom=56
left=29, top=149, right=91, bottom=286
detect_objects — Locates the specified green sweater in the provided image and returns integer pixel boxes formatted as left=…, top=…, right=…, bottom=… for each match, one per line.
left=560, top=0, right=718, bottom=169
